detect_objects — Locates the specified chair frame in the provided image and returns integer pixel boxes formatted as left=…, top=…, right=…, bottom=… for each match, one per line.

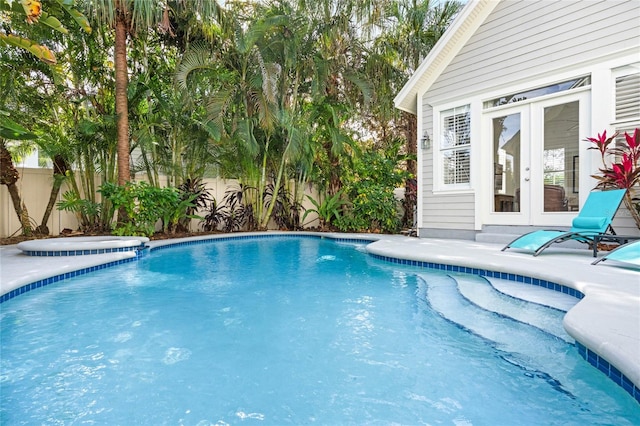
left=501, top=189, right=627, bottom=257
left=592, top=239, right=640, bottom=265
left=502, top=226, right=617, bottom=257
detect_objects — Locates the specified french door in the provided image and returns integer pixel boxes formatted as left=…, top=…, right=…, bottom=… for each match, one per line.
left=486, top=91, right=589, bottom=226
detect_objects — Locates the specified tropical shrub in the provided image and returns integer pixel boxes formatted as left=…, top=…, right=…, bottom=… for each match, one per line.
left=264, top=182, right=303, bottom=230
left=99, top=181, right=199, bottom=236
left=201, top=197, right=224, bottom=232
left=57, top=189, right=103, bottom=232
left=176, top=178, right=213, bottom=232
left=586, top=128, right=640, bottom=229
left=158, top=192, right=202, bottom=234
left=335, top=147, right=409, bottom=233
left=202, top=184, right=257, bottom=233
left=302, top=190, right=346, bottom=230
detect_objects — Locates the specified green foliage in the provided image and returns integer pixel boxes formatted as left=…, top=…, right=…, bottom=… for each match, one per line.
left=159, top=192, right=202, bottom=235
left=264, top=182, right=303, bottom=230
left=1, top=0, right=461, bottom=239
left=99, top=181, right=199, bottom=237
left=57, top=189, right=103, bottom=231
left=302, top=190, right=346, bottom=230
left=0, top=0, right=91, bottom=82
left=0, top=111, right=38, bottom=140
left=335, top=147, right=409, bottom=234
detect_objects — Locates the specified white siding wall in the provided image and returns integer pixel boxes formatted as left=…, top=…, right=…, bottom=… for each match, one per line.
left=427, top=0, right=640, bottom=104
left=419, top=101, right=476, bottom=234
left=419, top=0, right=640, bottom=236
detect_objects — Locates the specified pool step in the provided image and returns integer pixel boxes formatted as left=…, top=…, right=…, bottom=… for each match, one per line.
left=455, top=275, right=574, bottom=343
left=419, top=273, right=580, bottom=385
left=486, top=278, right=579, bottom=312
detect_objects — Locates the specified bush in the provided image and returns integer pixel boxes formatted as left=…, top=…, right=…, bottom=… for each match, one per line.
left=202, top=183, right=256, bottom=233
left=302, top=190, right=346, bottom=230
left=99, top=181, right=199, bottom=236
left=336, top=147, right=408, bottom=233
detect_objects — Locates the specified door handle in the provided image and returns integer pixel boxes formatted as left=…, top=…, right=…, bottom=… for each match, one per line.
left=524, top=178, right=530, bottom=181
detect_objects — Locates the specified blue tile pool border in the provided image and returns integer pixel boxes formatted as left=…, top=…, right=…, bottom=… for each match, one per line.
left=0, top=254, right=141, bottom=303
left=576, top=341, right=640, bottom=403
left=2, top=233, right=638, bottom=404
left=19, top=245, right=142, bottom=256
left=367, top=252, right=585, bottom=299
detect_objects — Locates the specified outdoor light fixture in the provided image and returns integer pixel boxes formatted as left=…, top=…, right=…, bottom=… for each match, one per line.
left=421, top=131, right=431, bottom=150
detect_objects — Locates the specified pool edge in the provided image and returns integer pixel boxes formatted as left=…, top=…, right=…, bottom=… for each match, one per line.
left=1, top=231, right=638, bottom=404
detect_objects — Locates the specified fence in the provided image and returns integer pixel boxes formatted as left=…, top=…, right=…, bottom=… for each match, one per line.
left=0, top=168, right=321, bottom=238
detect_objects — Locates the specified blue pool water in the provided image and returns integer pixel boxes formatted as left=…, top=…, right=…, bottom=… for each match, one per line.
left=1, top=237, right=638, bottom=424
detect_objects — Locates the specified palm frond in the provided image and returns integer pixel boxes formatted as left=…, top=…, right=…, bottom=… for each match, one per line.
left=175, top=43, right=217, bottom=91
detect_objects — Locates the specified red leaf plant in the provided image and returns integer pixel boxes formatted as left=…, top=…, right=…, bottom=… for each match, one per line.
left=587, top=128, right=640, bottom=229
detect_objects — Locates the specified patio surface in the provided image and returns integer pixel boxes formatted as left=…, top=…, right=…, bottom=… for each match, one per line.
left=1, top=232, right=638, bottom=394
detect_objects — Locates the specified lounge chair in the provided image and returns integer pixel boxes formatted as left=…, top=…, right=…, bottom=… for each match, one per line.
left=502, top=189, right=627, bottom=256
left=592, top=240, right=640, bottom=266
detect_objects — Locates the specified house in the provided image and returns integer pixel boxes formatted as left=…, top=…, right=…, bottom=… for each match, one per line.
left=395, top=0, right=640, bottom=241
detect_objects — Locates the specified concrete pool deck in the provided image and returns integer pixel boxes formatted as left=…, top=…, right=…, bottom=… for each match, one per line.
left=1, top=232, right=638, bottom=398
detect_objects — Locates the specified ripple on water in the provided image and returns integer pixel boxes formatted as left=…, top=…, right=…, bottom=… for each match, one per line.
left=162, top=347, right=192, bottom=365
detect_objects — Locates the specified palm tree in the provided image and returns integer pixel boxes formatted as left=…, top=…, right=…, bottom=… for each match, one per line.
left=305, top=4, right=373, bottom=196
left=87, top=0, right=222, bottom=187
left=176, top=2, right=287, bottom=228
left=369, top=0, right=462, bottom=226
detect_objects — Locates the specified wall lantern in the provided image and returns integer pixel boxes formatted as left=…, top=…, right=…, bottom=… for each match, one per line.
left=421, top=131, right=431, bottom=150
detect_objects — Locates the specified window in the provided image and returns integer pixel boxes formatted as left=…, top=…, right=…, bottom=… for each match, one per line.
left=615, top=72, right=640, bottom=122
left=484, top=76, right=590, bottom=108
left=613, top=70, right=639, bottom=148
left=440, top=105, right=470, bottom=186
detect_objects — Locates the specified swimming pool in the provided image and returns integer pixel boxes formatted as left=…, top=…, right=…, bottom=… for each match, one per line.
left=1, top=236, right=638, bottom=424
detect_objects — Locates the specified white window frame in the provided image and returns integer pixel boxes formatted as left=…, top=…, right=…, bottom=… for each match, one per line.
left=433, top=104, right=472, bottom=192
left=611, top=64, right=640, bottom=145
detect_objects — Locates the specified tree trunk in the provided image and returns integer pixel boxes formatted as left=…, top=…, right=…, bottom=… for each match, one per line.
left=115, top=9, right=130, bottom=186
left=8, top=184, right=32, bottom=236
left=0, top=141, right=32, bottom=235
left=37, top=154, right=70, bottom=235
left=261, top=142, right=292, bottom=229
left=402, top=111, right=417, bottom=228
left=324, top=141, right=342, bottom=197
left=115, top=6, right=131, bottom=225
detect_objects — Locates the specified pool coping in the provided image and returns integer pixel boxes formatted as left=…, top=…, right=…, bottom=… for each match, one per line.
left=1, top=231, right=638, bottom=403
left=15, top=236, right=149, bottom=256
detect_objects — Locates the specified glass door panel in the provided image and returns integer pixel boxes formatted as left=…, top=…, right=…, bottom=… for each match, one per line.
left=542, top=101, right=579, bottom=212
left=485, top=91, right=588, bottom=226
left=492, top=113, right=521, bottom=213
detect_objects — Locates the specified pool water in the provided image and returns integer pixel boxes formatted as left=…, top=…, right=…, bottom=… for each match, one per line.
left=1, top=237, right=638, bottom=424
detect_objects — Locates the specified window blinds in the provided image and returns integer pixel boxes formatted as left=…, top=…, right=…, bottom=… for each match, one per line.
left=441, top=106, right=471, bottom=185
left=615, top=72, right=640, bottom=122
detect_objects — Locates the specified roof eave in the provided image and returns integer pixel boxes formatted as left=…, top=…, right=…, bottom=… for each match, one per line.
left=393, top=0, right=500, bottom=115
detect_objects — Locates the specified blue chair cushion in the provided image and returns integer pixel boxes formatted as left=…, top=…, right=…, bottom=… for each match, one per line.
left=572, top=216, right=607, bottom=230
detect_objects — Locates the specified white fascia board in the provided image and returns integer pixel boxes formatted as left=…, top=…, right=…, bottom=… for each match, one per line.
left=394, top=0, right=501, bottom=115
